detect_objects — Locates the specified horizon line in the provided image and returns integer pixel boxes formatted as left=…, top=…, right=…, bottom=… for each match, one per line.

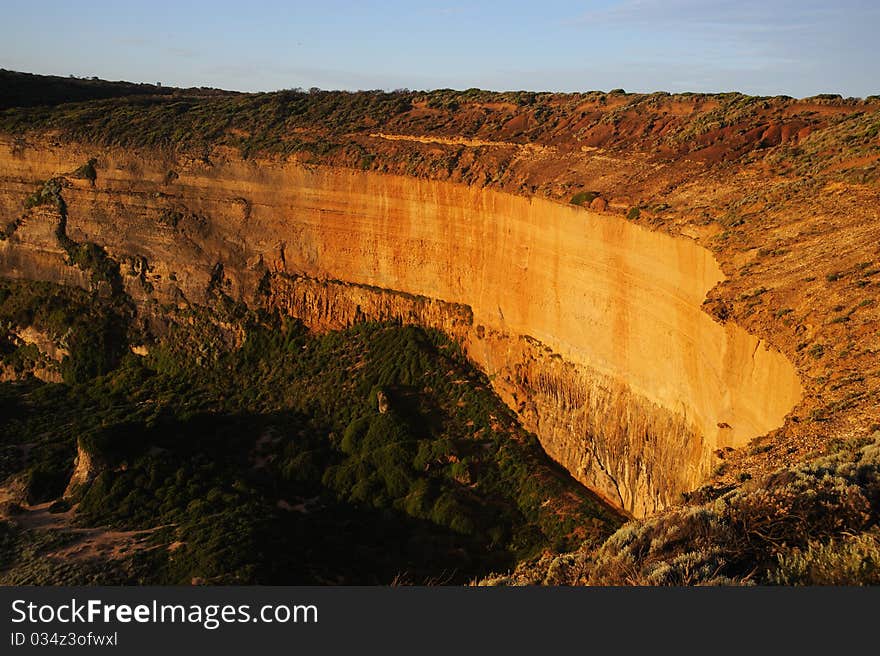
left=4, top=68, right=877, bottom=103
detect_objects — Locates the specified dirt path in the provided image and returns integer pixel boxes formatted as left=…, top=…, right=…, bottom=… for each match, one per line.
left=367, top=132, right=556, bottom=156
left=369, top=132, right=518, bottom=148
left=1, top=495, right=171, bottom=562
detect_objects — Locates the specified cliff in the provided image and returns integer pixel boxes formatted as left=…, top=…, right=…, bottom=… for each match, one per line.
left=0, top=138, right=803, bottom=515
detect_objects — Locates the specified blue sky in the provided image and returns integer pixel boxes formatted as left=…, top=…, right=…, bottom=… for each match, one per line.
left=1, top=1, right=878, bottom=97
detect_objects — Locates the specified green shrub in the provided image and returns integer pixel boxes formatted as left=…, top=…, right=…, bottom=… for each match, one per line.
left=771, top=530, right=880, bottom=585
left=71, top=158, right=97, bottom=184
left=24, top=178, right=64, bottom=211
left=570, top=191, right=599, bottom=206
left=584, top=434, right=880, bottom=586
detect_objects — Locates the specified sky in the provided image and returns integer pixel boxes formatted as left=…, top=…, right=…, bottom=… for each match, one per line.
left=1, top=0, right=878, bottom=97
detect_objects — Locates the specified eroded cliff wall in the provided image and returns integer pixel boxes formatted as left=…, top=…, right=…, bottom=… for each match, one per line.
left=0, top=139, right=802, bottom=515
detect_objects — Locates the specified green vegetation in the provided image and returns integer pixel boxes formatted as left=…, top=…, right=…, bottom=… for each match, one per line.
left=24, top=178, right=65, bottom=212
left=1, top=71, right=877, bottom=187
left=21, top=177, right=126, bottom=296
left=71, top=158, right=97, bottom=185
left=0, top=70, right=169, bottom=110
left=64, top=241, right=125, bottom=293
left=0, top=279, right=130, bottom=385
left=570, top=191, right=600, bottom=206
left=626, top=207, right=641, bottom=221
left=588, top=434, right=880, bottom=585
left=485, top=432, right=880, bottom=586
left=0, top=89, right=426, bottom=158
left=2, top=179, right=130, bottom=384
left=770, top=530, right=880, bottom=585
left=0, top=217, right=21, bottom=241
left=0, top=279, right=620, bottom=584
left=770, top=111, right=880, bottom=182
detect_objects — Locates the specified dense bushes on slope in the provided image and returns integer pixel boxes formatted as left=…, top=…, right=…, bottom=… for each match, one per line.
left=0, top=70, right=170, bottom=110
left=3, top=72, right=877, bottom=182
left=0, top=279, right=620, bottom=584
left=481, top=433, right=880, bottom=586
left=0, top=279, right=129, bottom=385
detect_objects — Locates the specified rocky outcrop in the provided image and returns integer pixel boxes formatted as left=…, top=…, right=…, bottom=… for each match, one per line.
left=0, top=325, right=67, bottom=383
left=376, top=390, right=391, bottom=415
left=63, top=437, right=104, bottom=499
left=266, top=273, right=473, bottom=337
left=0, top=138, right=803, bottom=516
left=499, top=338, right=708, bottom=516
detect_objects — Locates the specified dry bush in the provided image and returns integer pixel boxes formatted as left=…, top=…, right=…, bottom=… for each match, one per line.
left=582, top=434, right=880, bottom=585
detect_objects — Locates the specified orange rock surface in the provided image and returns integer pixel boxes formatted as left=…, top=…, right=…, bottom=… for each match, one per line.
left=0, top=140, right=805, bottom=515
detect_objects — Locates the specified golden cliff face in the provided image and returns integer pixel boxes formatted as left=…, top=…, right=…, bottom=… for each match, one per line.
left=0, top=139, right=802, bottom=516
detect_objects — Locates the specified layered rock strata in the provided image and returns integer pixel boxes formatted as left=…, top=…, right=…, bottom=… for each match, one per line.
left=0, top=140, right=802, bottom=515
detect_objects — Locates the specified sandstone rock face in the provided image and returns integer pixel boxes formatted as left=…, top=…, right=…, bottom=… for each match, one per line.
left=0, top=139, right=803, bottom=516
left=376, top=390, right=390, bottom=415
left=14, top=326, right=68, bottom=361
left=64, top=438, right=103, bottom=499
left=266, top=274, right=473, bottom=338
left=589, top=196, right=608, bottom=212
left=1, top=325, right=67, bottom=383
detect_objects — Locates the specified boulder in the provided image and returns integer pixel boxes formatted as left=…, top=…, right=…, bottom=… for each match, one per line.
left=589, top=196, right=608, bottom=212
